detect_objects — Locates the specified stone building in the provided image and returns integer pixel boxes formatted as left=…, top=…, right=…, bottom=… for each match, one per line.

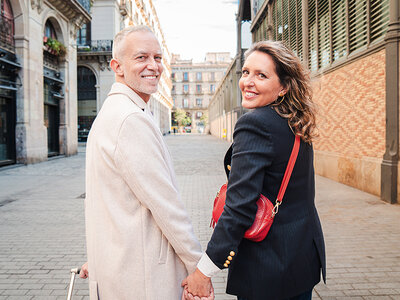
left=0, top=0, right=91, bottom=166
left=77, top=0, right=173, bottom=139
left=171, top=53, right=231, bottom=133
left=209, top=0, right=400, bottom=204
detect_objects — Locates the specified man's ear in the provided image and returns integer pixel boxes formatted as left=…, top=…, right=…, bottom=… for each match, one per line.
left=110, top=58, right=124, bottom=77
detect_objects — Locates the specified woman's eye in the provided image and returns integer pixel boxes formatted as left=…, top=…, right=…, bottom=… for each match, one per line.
left=259, top=73, right=267, bottom=78
left=242, top=70, right=249, bottom=75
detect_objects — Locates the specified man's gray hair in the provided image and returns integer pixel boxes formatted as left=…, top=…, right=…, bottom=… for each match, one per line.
left=112, top=25, right=155, bottom=59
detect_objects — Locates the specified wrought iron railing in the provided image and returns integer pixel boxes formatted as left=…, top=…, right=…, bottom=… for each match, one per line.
left=0, top=14, right=14, bottom=52
left=76, top=0, right=91, bottom=13
left=77, top=40, right=113, bottom=53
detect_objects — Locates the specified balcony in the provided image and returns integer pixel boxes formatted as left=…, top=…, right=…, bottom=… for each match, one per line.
left=0, top=14, right=14, bottom=52
left=77, top=40, right=113, bottom=71
left=77, top=40, right=113, bottom=53
left=47, top=0, right=92, bottom=24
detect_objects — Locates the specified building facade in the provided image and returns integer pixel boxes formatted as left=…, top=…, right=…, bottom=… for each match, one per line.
left=209, top=0, right=400, bottom=204
left=0, top=0, right=91, bottom=166
left=171, top=53, right=231, bottom=133
left=77, top=0, right=173, bottom=139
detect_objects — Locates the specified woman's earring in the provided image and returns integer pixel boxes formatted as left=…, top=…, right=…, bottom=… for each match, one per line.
left=276, top=94, right=285, bottom=105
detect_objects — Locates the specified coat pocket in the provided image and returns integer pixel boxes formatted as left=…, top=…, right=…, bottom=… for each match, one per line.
left=158, top=234, right=168, bottom=264
left=89, top=280, right=99, bottom=300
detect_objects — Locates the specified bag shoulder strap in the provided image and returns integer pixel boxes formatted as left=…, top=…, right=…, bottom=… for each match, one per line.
left=276, top=135, right=301, bottom=203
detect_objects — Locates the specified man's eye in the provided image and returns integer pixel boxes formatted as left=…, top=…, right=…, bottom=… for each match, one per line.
left=155, top=56, right=162, bottom=61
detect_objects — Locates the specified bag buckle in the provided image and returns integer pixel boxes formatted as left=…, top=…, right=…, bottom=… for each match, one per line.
left=272, top=200, right=281, bottom=217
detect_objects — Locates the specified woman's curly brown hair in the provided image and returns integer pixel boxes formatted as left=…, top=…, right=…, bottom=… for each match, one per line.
left=245, top=40, right=317, bottom=143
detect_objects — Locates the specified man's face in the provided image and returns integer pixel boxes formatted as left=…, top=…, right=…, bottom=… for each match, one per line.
left=118, top=31, right=163, bottom=102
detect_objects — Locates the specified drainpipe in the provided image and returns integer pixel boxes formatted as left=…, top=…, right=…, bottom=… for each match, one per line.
left=381, top=0, right=400, bottom=204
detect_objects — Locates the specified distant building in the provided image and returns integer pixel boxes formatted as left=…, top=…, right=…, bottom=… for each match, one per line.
left=0, top=0, right=91, bottom=166
left=210, top=0, right=400, bottom=204
left=77, top=0, right=173, bottom=140
left=171, top=53, right=231, bottom=133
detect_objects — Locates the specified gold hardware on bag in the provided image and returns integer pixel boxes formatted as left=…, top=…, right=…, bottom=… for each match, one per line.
left=272, top=200, right=281, bottom=217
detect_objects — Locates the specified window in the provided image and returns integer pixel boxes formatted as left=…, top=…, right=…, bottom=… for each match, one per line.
left=0, top=0, right=14, bottom=48
left=44, top=20, right=57, bottom=39
left=196, top=98, right=202, bottom=107
left=171, top=73, right=175, bottom=79
left=270, top=0, right=303, bottom=60
left=210, top=72, right=215, bottom=81
left=196, top=72, right=202, bottom=80
left=172, top=85, right=175, bottom=92
left=183, top=84, right=189, bottom=93
left=183, top=99, right=189, bottom=108
left=77, top=22, right=91, bottom=46
left=196, top=112, right=203, bottom=119
left=210, top=84, right=215, bottom=92
left=183, top=72, right=189, bottom=81
left=196, top=85, right=202, bottom=93
left=307, top=0, right=389, bottom=72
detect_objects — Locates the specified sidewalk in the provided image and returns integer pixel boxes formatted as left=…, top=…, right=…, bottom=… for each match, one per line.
left=0, top=134, right=399, bottom=299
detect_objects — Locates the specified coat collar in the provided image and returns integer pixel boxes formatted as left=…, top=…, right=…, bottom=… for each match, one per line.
left=108, top=82, right=148, bottom=110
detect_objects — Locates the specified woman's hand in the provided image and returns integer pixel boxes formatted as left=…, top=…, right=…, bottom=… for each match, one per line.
left=181, top=268, right=213, bottom=299
left=79, top=262, right=89, bottom=279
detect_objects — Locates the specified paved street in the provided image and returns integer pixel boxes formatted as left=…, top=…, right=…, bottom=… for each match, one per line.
left=0, top=134, right=399, bottom=300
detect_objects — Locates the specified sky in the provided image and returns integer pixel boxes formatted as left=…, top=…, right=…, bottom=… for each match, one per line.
left=151, top=0, right=239, bottom=62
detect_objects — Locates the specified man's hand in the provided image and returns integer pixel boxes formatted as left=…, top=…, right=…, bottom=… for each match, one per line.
left=181, top=268, right=213, bottom=299
left=79, top=262, right=89, bottom=279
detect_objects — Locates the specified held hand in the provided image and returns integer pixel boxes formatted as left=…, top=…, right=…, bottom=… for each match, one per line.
left=79, top=262, right=89, bottom=279
left=181, top=268, right=213, bottom=298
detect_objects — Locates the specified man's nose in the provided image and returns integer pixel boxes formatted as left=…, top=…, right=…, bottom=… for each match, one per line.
left=146, top=58, right=158, bottom=70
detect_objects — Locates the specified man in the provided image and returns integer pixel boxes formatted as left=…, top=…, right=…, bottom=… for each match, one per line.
left=82, top=26, right=202, bottom=299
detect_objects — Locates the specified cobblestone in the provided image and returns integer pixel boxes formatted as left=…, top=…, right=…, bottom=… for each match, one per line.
left=0, top=135, right=399, bottom=299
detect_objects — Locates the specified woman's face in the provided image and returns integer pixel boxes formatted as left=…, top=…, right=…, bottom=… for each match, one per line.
left=239, top=51, right=286, bottom=109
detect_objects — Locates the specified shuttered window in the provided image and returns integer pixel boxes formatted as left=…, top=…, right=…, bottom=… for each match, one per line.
left=308, top=0, right=318, bottom=72
left=332, top=0, right=347, bottom=61
left=318, top=0, right=330, bottom=68
left=370, top=0, right=389, bottom=42
left=348, top=0, right=368, bottom=53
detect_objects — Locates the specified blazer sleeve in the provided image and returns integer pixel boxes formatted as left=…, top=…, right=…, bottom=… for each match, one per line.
left=114, top=112, right=202, bottom=273
left=206, top=112, right=274, bottom=269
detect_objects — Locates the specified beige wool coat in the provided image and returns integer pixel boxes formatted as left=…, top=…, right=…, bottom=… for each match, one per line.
left=85, top=83, right=202, bottom=300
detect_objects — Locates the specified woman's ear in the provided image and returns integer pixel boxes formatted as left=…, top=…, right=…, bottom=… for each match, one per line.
left=110, top=58, right=124, bottom=77
left=278, top=89, right=287, bottom=97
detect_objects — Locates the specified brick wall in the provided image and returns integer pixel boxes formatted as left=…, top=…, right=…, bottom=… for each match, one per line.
left=313, top=49, right=386, bottom=196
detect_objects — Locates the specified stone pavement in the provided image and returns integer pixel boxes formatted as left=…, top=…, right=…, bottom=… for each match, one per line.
left=0, top=134, right=399, bottom=300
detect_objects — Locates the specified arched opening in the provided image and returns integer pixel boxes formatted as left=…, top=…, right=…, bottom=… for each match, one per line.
left=77, top=66, right=96, bottom=142
left=43, top=19, right=64, bottom=156
left=0, top=0, right=17, bottom=166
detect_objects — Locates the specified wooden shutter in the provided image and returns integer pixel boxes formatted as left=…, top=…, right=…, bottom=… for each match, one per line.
left=282, top=0, right=289, bottom=45
left=370, top=0, right=389, bottom=43
left=296, top=0, right=303, bottom=60
left=349, top=0, right=367, bottom=53
left=308, top=0, right=318, bottom=71
left=318, top=0, right=330, bottom=68
left=332, top=0, right=347, bottom=61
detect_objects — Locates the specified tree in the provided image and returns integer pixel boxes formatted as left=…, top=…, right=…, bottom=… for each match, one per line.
left=174, top=108, right=191, bottom=127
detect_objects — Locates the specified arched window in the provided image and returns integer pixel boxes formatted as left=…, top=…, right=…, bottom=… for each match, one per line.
left=1, top=0, right=15, bottom=48
left=44, top=20, right=57, bottom=39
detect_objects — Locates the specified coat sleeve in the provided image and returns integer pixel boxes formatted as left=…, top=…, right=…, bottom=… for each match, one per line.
left=114, top=112, right=202, bottom=273
left=206, top=112, right=274, bottom=269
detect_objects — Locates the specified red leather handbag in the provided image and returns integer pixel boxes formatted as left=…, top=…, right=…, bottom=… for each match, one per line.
left=210, top=135, right=300, bottom=242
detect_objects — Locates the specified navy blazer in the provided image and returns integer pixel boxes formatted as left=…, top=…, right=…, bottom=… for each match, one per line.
left=206, top=106, right=326, bottom=300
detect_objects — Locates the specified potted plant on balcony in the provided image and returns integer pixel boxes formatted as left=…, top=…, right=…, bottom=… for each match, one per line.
left=43, top=36, right=67, bottom=57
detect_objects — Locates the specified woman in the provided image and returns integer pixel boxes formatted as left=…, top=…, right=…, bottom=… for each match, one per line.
left=183, top=41, right=326, bottom=300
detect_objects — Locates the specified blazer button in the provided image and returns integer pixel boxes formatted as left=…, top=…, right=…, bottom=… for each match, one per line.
left=227, top=256, right=232, bottom=261
left=225, top=260, right=230, bottom=265
left=230, top=251, right=235, bottom=256
left=223, top=263, right=228, bottom=268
